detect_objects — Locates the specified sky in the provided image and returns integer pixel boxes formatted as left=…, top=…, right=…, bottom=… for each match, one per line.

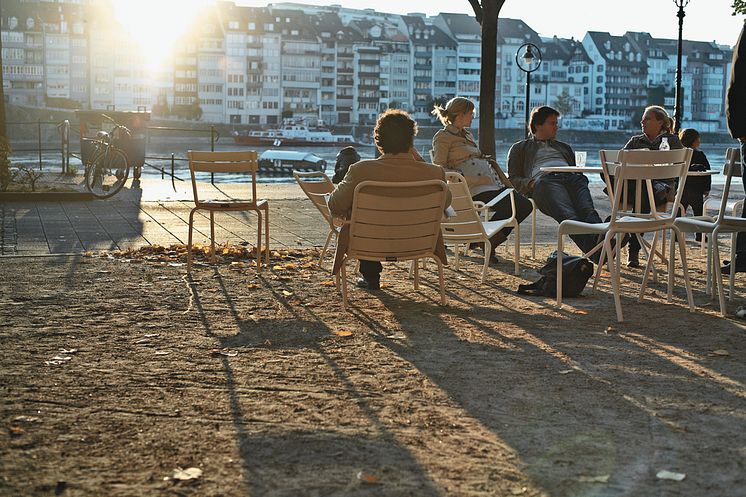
left=237, top=0, right=745, bottom=47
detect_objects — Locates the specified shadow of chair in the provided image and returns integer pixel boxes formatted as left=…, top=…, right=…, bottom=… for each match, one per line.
left=293, top=171, right=342, bottom=267
left=674, top=147, right=746, bottom=316
left=186, top=150, right=270, bottom=272
left=335, top=179, right=449, bottom=310
left=557, top=148, right=694, bottom=322
left=442, top=172, right=521, bottom=279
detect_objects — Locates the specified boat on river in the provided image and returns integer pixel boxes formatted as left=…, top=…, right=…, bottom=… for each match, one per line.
left=257, top=150, right=327, bottom=174
left=233, top=122, right=360, bottom=147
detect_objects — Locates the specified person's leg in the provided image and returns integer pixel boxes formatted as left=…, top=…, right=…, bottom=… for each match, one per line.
left=358, top=260, right=382, bottom=289
left=725, top=140, right=746, bottom=273
left=533, top=174, right=596, bottom=254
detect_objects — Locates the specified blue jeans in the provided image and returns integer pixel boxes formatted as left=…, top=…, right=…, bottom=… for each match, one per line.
left=532, top=173, right=602, bottom=254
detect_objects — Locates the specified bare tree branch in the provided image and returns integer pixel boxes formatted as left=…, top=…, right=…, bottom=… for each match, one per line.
left=468, top=0, right=483, bottom=25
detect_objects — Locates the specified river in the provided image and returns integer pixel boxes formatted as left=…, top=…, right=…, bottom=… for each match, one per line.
left=8, top=135, right=739, bottom=186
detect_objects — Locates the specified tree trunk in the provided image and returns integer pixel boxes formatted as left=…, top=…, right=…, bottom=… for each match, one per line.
left=0, top=22, right=6, bottom=141
left=469, top=0, right=505, bottom=157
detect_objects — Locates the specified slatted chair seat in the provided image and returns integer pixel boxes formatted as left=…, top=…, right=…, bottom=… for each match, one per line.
left=336, top=179, right=449, bottom=310
left=187, top=150, right=270, bottom=272
left=441, top=172, right=520, bottom=281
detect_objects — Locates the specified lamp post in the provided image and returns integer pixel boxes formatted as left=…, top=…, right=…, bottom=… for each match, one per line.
left=516, top=43, right=542, bottom=138
left=673, top=0, right=690, bottom=133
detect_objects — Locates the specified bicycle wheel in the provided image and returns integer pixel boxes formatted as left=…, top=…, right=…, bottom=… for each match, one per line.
left=85, top=148, right=129, bottom=199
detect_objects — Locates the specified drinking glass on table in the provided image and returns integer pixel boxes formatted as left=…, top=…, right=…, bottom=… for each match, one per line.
left=574, top=151, right=587, bottom=167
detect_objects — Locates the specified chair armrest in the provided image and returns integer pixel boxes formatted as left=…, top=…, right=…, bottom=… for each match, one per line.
left=482, top=187, right=513, bottom=209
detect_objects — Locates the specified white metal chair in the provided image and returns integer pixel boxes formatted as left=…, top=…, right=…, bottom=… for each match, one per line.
left=187, top=150, right=270, bottom=272
left=674, top=148, right=746, bottom=316
left=335, top=179, right=449, bottom=310
left=557, top=149, right=694, bottom=322
left=293, top=171, right=342, bottom=267
left=442, top=172, right=520, bottom=280
left=700, top=151, right=743, bottom=258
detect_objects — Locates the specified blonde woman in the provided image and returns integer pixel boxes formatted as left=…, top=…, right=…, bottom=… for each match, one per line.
left=431, top=97, right=532, bottom=262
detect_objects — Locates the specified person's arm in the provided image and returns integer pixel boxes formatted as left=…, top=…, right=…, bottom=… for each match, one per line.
left=411, top=147, right=425, bottom=162
left=668, top=135, right=684, bottom=149
left=431, top=132, right=450, bottom=166
left=507, top=142, right=531, bottom=194
left=327, top=164, right=358, bottom=218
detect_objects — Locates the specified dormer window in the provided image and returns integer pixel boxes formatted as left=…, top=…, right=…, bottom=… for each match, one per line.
left=9, top=17, right=18, bottom=30
left=26, top=17, right=35, bottom=30
left=604, top=40, right=611, bottom=50
left=248, top=22, right=255, bottom=30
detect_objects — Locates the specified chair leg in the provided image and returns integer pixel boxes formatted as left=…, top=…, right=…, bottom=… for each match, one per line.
left=209, top=211, right=216, bottom=264
left=592, top=241, right=607, bottom=293
left=729, top=232, right=737, bottom=299
left=531, top=199, right=537, bottom=259
left=675, top=226, right=695, bottom=312
left=556, top=234, right=564, bottom=307
left=713, top=230, right=727, bottom=316
left=187, top=208, right=196, bottom=272
left=607, top=236, right=624, bottom=322
left=435, top=257, right=446, bottom=305
left=454, top=244, right=460, bottom=271
left=513, top=222, right=521, bottom=276
left=340, top=260, right=348, bottom=311
left=264, top=205, right=270, bottom=266
left=705, top=233, right=713, bottom=297
left=640, top=230, right=659, bottom=302
left=667, top=228, right=676, bottom=302
left=482, top=239, right=491, bottom=283
left=414, top=258, right=420, bottom=289
left=255, top=210, right=263, bottom=271
left=319, top=229, right=335, bottom=266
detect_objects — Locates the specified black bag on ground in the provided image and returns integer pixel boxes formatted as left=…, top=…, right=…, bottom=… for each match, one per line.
left=517, top=252, right=594, bottom=297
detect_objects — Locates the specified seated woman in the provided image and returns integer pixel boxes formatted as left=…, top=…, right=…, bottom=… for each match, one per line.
left=621, top=105, right=683, bottom=267
left=431, top=97, right=532, bottom=262
left=678, top=128, right=712, bottom=219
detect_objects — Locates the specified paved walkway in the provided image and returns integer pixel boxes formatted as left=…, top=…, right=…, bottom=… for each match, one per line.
left=0, top=179, right=333, bottom=255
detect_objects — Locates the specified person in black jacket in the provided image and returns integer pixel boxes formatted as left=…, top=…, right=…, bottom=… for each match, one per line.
left=332, top=146, right=361, bottom=184
left=723, top=18, right=746, bottom=274
left=678, top=128, right=711, bottom=221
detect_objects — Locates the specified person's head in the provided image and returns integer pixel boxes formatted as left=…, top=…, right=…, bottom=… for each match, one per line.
left=374, top=109, right=418, bottom=154
left=431, top=97, right=475, bottom=129
left=641, top=105, right=673, bottom=139
left=678, top=127, right=701, bottom=149
left=335, top=146, right=360, bottom=168
left=529, top=106, right=561, bottom=140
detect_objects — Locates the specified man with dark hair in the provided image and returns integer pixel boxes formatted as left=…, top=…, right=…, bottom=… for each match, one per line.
left=507, top=105, right=602, bottom=254
left=332, top=146, right=361, bottom=184
left=328, top=109, right=449, bottom=289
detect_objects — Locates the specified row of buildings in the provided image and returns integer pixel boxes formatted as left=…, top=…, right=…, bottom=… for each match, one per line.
left=0, top=0, right=735, bottom=131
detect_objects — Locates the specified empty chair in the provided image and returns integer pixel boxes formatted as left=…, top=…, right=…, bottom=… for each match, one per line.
left=335, top=180, right=449, bottom=310
left=441, top=172, right=521, bottom=280
left=293, top=171, right=343, bottom=267
left=187, top=150, right=269, bottom=272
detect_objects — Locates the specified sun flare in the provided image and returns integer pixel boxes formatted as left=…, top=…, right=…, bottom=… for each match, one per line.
left=112, top=0, right=211, bottom=72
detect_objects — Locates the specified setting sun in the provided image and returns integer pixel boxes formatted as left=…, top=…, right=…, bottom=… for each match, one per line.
left=112, top=0, right=211, bottom=72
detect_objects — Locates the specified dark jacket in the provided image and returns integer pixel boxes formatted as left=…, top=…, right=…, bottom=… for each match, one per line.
left=684, top=149, right=712, bottom=195
left=727, top=20, right=746, bottom=139
left=623, top=133, right=683, bottom=151
left=507, top=137, right=575, bottom=196
left=621, top=132, right=683, bottom=207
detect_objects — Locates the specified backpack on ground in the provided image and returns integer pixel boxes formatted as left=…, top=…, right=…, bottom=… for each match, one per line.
left=517, top=252, right=594, bottom=298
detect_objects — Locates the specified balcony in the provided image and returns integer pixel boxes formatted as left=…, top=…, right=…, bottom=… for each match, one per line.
left=358, top=71, right=379, bottom=78
left=358, top=96, right=379, bottom=103
left=337, top=67, right=353, bottom=74
left=358, top=84, right=379, bottom=90
left=414, top=76, right=430, bottom=83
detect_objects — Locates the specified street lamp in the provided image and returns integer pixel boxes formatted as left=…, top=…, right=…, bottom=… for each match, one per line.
left=673, top=0, right=690, bottom=133
left=516, top=43, right=542, bottom=138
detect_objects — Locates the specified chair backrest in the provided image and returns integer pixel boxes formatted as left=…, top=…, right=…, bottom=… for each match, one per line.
left=293, top=171, right=336, bottom=227
left=440, top=172, right=487, bottom=241
left=428, top=150, right=435, bottom=163
left=715, top=147, right=743, bottom=222
left=347, top=179, right=448, bottom=262
left=188, top=150, right=259, bottom=204
left=607, top=148, right=692, bottom=223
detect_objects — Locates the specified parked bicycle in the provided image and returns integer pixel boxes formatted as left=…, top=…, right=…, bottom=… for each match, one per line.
left=83, top=115, right=131, bottom=198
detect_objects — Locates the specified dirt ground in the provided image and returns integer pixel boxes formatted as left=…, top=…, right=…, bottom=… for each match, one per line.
left=1, top=244, right=746, bottom=497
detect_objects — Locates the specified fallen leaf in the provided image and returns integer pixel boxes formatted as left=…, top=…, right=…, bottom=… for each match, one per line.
left=50, top=355, right=72, bottom=361
left=604, top=326, right=617, bottom=334
left=154, top=351, right=170, bottom=356
left=711, top=349, right=730, bottom=357
left=273, top=265, right=284, bottom=271
left=575, top=310, right=589, bottom=315
left=578, top=475, right=610, bottom=483
left=143, top=333, right=159, bottom=338
left=356, top=472, right=379, bottom=484
left=333, top=330, right=353, bottom=337
left=9, top=426, right=25, bottom=436
left=656, top=470, right=685, bottom=481
left=281, top=290, right=293, bottom=297
left=135, top=338, right=151, bottom=344
left=247, top=283, right=260, bottom=290
left=510, top=487, right=527, bottom=495
left=172, top=467, right=202, bottom=480
left=319, top=281, right=336, bottom=286
left=211, top=350, right=238, bottom=357
left=558, top=369, right=575, bottom=375
left=59, top=349, right=78, bottom=354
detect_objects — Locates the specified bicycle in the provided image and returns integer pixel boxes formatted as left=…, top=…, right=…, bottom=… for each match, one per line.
left=84, top=115, right=131, bottom=199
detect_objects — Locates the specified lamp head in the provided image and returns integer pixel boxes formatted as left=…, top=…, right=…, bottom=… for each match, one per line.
left=522, top=45, right=535, bottom=64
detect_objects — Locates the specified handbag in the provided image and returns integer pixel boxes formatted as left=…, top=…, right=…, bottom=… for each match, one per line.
left=517, top=252, right=594, bottom=298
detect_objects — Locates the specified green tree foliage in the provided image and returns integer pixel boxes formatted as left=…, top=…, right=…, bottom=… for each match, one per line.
left=734, top=0, right=745, bottom=15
